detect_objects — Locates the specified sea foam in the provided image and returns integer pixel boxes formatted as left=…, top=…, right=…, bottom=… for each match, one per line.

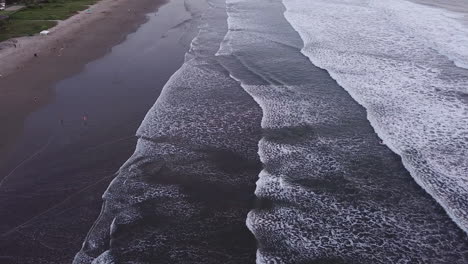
left=217, top=0, right=468, bottom=262
left=282, top=0, right=468, bottom=233
left=74, top=0, right=262, bottom=262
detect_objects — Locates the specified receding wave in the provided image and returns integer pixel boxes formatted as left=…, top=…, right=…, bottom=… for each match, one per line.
left=74, top=0, right=262, bottom=262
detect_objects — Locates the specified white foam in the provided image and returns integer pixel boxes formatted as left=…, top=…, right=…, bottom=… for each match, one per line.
left=218, top=0, right=468, bottom=262
left=282, top=0, right=468, bottom=233
left=374, top=0, right=468, bottom=69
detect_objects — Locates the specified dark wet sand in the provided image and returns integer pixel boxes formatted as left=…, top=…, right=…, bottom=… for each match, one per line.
left=0, top=0, right=197, bottom=262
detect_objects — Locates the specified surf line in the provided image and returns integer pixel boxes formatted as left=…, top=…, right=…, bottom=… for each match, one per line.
left=0, top=136, right=55, bottom=189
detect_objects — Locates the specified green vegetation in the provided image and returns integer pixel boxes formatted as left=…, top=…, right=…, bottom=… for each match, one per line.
left=0, top=0, right=97, bottom=42
left=0, top=20, right=57, bottom=41
left=0, top=10, right=16, bottom=17
left=11, top=0, right=97, bottom=20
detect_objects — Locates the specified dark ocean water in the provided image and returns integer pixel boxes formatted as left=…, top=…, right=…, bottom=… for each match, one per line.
left=71, top=0, right=468, bottom=263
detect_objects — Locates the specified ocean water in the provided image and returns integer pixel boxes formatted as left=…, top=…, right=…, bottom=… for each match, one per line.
left=75, top=0, right=468, bottom=263
left=216, top=0, right=468, bottom=262
left=283, top=0, right=468, bottom=233
left=410, top=0, right=468, bottom=15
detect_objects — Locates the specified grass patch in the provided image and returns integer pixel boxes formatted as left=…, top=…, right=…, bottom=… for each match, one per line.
left=11, top=0, right=97, bottom=20
left=0, top=20, right=57, bottom=42
left=0, top=10, right=16, bottom=17
left=0, top=0, right=97, bottom=42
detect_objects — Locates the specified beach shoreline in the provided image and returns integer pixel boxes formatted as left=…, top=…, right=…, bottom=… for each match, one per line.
left=0, top=0, right=167, bottom=163
left=0, top=0, right=197, bottom=262
left=0, top=0, right=167, bottom=78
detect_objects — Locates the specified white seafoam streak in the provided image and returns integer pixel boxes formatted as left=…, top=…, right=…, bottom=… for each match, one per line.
left=282, top=0, right=468, bottom=233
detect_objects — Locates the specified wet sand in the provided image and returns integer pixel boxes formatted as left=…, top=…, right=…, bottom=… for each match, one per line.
left=0, top=0, right=198, bottom=262
left=0, top=0, right=167, bottom=163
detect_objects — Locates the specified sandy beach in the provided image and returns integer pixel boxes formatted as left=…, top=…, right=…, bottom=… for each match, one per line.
left=0, top=0, right=196, bottom=262
left=0, top=0, right=166, bottom=162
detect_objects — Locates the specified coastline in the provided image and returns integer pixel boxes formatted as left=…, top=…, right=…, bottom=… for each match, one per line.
left=0, top=0, right=187, bottom=263
left=0, top=0, right=167, bottom=163
left=0, top=0, right=465, bottom=262
left=0, top=0, right=167, bottom=78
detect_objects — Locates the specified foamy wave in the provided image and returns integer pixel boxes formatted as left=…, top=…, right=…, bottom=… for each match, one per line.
left=218, top=0, right=468, bottom=262
left=283, top=0, right=468, bottom=233
left=373, top=0, right=468, bottom=69
left=74, top=0, right=263, bottom=262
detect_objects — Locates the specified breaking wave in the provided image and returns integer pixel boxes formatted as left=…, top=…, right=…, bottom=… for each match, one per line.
left=283, top=0, right=468, bottom=233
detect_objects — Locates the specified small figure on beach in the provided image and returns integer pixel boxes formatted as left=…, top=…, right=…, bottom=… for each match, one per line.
left=82, top=113, right=88, bottom=126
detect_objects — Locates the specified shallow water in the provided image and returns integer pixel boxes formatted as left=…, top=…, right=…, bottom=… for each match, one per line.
left=73, top=0, right=263, bottom=262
